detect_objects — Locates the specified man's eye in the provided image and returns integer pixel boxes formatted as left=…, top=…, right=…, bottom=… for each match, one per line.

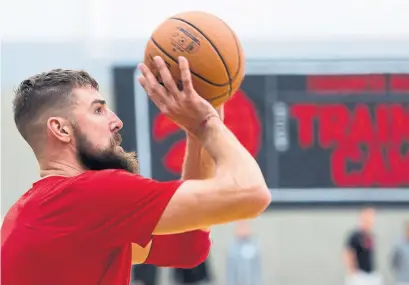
left=95, top=107, right=103, bottom=114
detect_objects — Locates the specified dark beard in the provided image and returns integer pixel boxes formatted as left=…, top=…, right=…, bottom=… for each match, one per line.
left=74, top=128, right=139, bottom=174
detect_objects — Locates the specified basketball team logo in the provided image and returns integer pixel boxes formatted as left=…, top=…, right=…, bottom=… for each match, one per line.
left=152, top=89, right=262, bottom=175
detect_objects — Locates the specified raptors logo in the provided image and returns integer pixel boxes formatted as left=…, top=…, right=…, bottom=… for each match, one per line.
left=152, top=89, right=262, bottom=174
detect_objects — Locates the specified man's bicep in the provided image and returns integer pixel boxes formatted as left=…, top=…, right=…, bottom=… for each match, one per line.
left=152, top=180, right=207, bottom=235
left=153, top=179, right=234, bottom=235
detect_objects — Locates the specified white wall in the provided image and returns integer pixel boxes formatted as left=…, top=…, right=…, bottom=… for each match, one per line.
left=2, top=0, right=409, bottom=41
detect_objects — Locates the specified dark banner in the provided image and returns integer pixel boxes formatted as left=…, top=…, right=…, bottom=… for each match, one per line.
left=112, top=68, right=409, bottom=191
left=274, top=74, right=409, bottom=188
left=277, top=102, right=409, bottom=188
left=149, top=75, right=268, bottom=181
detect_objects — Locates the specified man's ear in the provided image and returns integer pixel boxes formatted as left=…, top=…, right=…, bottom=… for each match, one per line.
left=47, top=117, right=72, bottom=143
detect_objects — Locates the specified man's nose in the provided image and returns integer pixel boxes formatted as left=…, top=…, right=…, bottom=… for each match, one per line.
left=110, top=112, right=123, bottom=132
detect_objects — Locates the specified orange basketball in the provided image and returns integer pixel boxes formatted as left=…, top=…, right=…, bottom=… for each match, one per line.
left=144, top=11, right=245, bottom=107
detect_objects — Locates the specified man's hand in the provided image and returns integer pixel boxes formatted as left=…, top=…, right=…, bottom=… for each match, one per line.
left=138, top=56, right=219, bottom=138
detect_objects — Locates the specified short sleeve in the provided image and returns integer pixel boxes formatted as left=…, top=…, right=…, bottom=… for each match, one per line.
left=59, top=169, right=182, bottom=248
left=346, top=231, right=358, bottom=249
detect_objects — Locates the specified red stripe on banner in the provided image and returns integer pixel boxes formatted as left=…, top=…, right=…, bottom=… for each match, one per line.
left=307, top=75, right=387, bottom=94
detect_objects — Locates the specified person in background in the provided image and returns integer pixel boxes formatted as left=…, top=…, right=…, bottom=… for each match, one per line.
left=227, top=220, right=262, bottom=285
left=343, top=207, right=382, bottom=285
left=391, top=221, right=409, bottom=285
left=131, top=264, right=158, bottom=285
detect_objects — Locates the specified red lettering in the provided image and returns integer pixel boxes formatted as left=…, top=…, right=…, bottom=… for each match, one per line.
left=307, top=75, right=386, bottom=94
left=390, top=74, right=409, bottom=93
left=331, top=146, right=364, bottom=186
left=292, top=102, right=409, bottom=187
left=367, top=75, right=387, bottom=92
left=307, top=74, right=409, bottom=94
left=318, top=104, right=349, bottom=148
left=390, top=104, right=409, bottom=144
left=362, top=146, right=390, bottom=187
left=332, top=145, right=409, bottom=187
left=291, top=104, right=317, bottom=149
left=374, top=104, right=390, bottom=144
left=388, top=145, right=409, bottom=186
left=329, top=103, right=409, bottom=187
left=347, top=104, right=374, bottom=145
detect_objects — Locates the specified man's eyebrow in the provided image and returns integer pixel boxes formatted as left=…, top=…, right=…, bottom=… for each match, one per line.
left=90, top=99, right=106, bottom=106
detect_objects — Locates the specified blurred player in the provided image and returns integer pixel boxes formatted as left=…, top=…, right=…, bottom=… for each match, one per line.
left=391, top=221, right=409, bottom=285
left=227, top=221, right=262, bottom=285
left=1, top=56, right=271, bottom=285
left=344, top=207, right=382, bottom=285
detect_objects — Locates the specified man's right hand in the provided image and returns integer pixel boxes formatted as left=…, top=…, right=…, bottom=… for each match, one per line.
left=138, top=56, right=219, bottom=139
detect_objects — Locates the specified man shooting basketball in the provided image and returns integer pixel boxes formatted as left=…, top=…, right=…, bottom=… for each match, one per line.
left=1, top=56, right=270, bottom=285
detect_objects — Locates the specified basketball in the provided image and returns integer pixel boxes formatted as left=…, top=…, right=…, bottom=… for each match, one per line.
left=144, top=11, right=245, bottom=107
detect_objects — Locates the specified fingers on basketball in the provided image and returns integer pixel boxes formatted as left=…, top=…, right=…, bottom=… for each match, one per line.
left=178, top=57, right=194, bottom=96
left=153, top=56, right=179, bottom=96
left=138, top=63, right=169, bottom=111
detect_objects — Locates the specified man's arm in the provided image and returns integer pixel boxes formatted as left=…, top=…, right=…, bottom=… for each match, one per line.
left=343, top=234, right=358, bottom=274
left=181, top=105, right=224, bottom=181
left=131, top=108, right=225, bottom=266
left=136, top=56, right=270, bottom=235
left=142, top=230, right=211, bottom=268
left=179, top=106, right=224, bottom=231
left=152, top=115, right=270, bottom=235
left=178, top=134, right=213, bottom=233
left=343, top=248, right=357, bottom=274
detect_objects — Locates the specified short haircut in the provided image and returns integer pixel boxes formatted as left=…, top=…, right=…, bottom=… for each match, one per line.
left=13, top=69, right=99, bottom=146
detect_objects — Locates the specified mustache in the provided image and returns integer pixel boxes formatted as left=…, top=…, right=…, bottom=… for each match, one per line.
left=111, top=133, right=123, bottom=147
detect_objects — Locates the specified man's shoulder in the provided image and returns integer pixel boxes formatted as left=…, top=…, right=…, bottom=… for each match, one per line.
left=349, top=228, right=362, bottom=236
left=346, top=229, right=362, bottom=241
left=27, top=170, right=141, bottom=203
left=31, top=170, right=128, bottom=188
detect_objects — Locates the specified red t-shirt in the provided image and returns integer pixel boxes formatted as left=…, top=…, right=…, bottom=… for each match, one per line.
left=1, top=169, right=182, bottom=285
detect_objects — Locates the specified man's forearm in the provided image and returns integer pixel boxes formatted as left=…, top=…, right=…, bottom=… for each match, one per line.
left=181, top=105, right=224, bottom=181
left=181, top=135, right=214, bottom=232
left=181, top=106, right=223, bottom=233
left=344, top=249, right=357, bottom=274
left=181, top=134, right=215, bottom=181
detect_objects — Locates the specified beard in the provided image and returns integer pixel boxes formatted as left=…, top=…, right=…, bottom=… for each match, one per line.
left=73, top=126, right=139, bottom=174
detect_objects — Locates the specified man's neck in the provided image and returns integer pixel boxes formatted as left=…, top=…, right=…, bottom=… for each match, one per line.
left=360, top=228, right=371, bottom=235
left=39, top=160, right=85, bottom=178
